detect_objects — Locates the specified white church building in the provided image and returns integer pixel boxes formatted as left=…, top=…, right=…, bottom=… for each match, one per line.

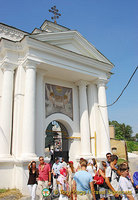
left=0, top=20, right=113, bottom=194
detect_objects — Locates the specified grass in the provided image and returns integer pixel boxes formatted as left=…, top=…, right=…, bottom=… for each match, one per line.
left=0, top=189, right=9, bottom=193
left=0, top=188, right=22, bottom=199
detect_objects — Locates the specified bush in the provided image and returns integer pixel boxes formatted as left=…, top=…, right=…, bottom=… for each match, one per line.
left=117, top=158, right=126, bottom=165
left=126, top=141, right=138, bottom=152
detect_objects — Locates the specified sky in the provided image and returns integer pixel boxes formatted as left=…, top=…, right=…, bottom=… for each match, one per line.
left=0, top=0, right=138, bottom=134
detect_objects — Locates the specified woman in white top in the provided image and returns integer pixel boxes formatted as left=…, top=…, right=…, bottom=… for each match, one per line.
left=86, top=159, right=96, bottom=178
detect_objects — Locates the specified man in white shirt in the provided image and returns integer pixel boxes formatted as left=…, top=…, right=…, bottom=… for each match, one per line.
left=105, top=155, right=120, bottom=200
left=52, top=157, right=62, bottom=194
left=106, top=152, right=112, bottom=167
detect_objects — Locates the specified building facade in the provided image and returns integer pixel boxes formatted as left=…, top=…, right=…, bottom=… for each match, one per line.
left=0, top=20, right=113, bottom=193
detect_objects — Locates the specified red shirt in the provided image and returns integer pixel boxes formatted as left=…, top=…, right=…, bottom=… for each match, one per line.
left=38, top=163, right=50, bottom=181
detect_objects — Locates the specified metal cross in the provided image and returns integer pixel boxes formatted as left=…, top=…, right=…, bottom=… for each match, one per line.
left=49, top=6, right=61, bottom=24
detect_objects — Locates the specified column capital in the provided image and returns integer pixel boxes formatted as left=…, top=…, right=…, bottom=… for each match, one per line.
left=95, top=78, right=108, bottom=87
left=1, top=61, right=17, bottom=72
left=23, top=59, right=40, bottom=70
left=75, top=80, right=89, bottom=87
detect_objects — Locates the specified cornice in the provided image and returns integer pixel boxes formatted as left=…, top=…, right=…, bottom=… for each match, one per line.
left=29, top=30, right=114, bottom=66
left=40, top=20, right=70, bottom=32
left=73, top=32, right=113, bottom=65
left=0, top=24, right=27, bottom=42
left=0, top=38, right=23, bottom=51
left=22, top=36, right=113, bottom=73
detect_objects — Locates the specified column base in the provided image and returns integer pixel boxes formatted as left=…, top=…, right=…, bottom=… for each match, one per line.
left=0, top=154, right=12, bottom=158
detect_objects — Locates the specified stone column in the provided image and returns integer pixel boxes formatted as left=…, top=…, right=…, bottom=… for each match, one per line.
left=97, top=79, right=111, bottom=157
left=22, top=61, right=37, bottom=158
left=35, top=70, right=45, bottom=156
left=0, top=62, right=15, bottom=157
left=77, top=80, right=91, bottom=156
left=87, top=83, right=98, bottom=156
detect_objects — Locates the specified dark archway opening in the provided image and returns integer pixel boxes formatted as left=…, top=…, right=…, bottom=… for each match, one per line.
left=45, top=121, right=69, bottom=162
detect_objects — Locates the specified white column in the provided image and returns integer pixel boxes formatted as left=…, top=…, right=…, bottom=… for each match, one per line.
left=35, top=70, right=45, bottom=156
left=0, top=63, right=15, bottom=157
left=97, top=79, right=111, bottom=157
left=22, top=61, right=37, bottom=158
left=88, top=84, right=98, bottom=156
left=12, top=65, right=25, bottom=157
left=77, top=80, right=91, bottom=156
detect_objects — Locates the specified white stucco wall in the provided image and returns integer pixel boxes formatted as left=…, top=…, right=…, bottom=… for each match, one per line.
left=0, top=21, right=113, bottom=194
left=0, top=69, right=3, bottom=116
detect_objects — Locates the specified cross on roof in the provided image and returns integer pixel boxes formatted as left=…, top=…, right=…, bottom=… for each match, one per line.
left=49, top=6, right=61, bottom=24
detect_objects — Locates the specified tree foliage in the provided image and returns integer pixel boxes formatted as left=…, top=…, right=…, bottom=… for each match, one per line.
left=126, top=141, right=138, bottom=152
left=109, top=120, right=133, bottom=140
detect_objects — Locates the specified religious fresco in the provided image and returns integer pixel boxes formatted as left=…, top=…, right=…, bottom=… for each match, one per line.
left=45, top=83, right=73, bottom=119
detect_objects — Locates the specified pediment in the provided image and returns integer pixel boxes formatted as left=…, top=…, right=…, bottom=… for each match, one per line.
left=30, top=30, right=112, bottom=65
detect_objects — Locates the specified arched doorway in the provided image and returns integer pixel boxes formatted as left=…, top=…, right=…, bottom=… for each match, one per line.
left=45, top=120, right=69, bottom=162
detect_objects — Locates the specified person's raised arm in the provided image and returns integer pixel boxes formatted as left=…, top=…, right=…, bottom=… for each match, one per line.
left=99, top=169, right=105, bottom=179
left=110, top=162, right=121, bottom=176
left=28, top=162, right=31, bottom=170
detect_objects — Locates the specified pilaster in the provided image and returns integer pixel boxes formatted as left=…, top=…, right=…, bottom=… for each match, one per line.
left=76, top=80, right=91, bottom=157
left=87, top=83, right=98, bottom=157
left=0, top=61, right=16, bottom=157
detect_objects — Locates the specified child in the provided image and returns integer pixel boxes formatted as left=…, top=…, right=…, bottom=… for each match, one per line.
left=119, top=163, right=136, bottom=200
left=57, top=167, right=69, bottom=200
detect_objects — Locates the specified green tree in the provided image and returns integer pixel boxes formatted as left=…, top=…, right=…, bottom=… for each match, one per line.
left=109, top=120, right=133, bottom=140
left=136, top=133, right=138, bottom=141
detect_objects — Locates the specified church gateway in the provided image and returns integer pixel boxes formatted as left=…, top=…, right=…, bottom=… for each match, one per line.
left=0, top=20, right=113, bottom=194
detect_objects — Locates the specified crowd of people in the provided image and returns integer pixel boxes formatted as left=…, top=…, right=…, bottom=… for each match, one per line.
left=27, top=153, right=138, bottom=200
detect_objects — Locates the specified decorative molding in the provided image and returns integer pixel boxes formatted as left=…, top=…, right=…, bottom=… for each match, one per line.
left=1, top=60, right=17, bottom=72
left=75, top=80, right=89, bottom=87
left=65, top=136, right=95, bottom=140
left=40, top=20, right=70, bottom=33
left=30, top=30, right=113, bottom=66
left=95, top=78, right=108, bottom=87
left=65, top=136, right=80, bottom=140
left=22, top=59, right=40, bottom=70
left=24, top=37, right=112, bottom=74
left=0, top=24, right=27, bottom=41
